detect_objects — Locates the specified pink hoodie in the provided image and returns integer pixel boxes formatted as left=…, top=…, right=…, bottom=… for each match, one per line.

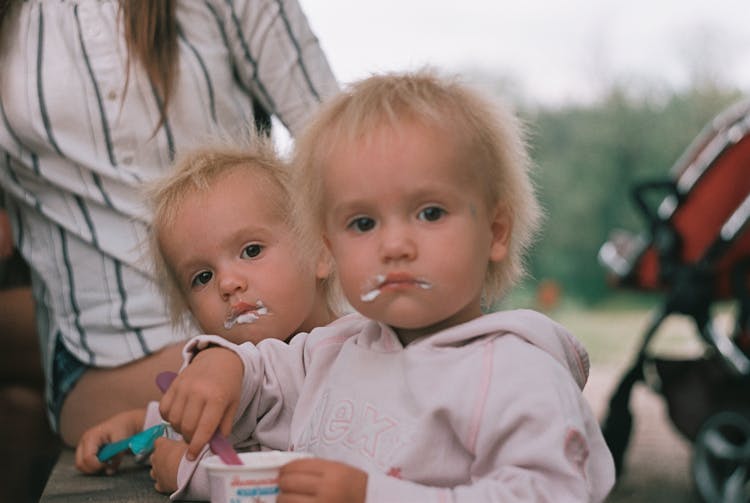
left=169, top=310, right=614, bottom=502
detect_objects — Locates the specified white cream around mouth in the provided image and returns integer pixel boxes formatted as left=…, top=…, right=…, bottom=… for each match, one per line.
left=360, top=274, right=385, bottom=302
left=359, top=275, right=432, bottom=303
left=224, top=300, right=269, bottom=329
left=360, top=288, right=381, bottom=302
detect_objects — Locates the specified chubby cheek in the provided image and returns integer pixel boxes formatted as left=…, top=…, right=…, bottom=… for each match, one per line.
left=187, top=298, right=222, bottom=336
left=197, top=316, right=225, bottom=338
left=334, top=257, right=367, bottom=299
left=433, top=249, right=485, bottom=299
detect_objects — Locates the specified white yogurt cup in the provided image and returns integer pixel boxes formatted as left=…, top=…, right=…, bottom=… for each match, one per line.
left=202, top=450, right=311, bottom=503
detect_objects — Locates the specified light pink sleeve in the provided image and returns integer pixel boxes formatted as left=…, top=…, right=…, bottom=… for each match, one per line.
left=169, top=446, right=212, bottom=501
left=166, top=332, right=312, bottom=500
left=179, top=332, right=313, bottom=449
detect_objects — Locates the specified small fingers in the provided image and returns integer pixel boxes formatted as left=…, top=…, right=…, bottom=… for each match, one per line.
left=149, top=455, right=167, bottom=493
left=178, top=390, right=207, bottom=441
left=278, top=470, right=320, bottom=497
left=158, top=388, right=174, bottom=421
left=75, top=451, right=104, bottom=474
left=75, top=430, right=110, bottom=474
left=277, top=493, right=316, bottom=503
left=280, top=458, right=323, bottom=474
left=161, top=389, right=186, bottom=432
left=186, top=432, right=210, bottom=461
left=74, top=440, right=96, bottom=473
left=186, top=393, right=233, bottom=460
left=103, top=454, right=123, bottom=476
left=219, top=401, right=239, bottom=437
left=75, top=448, right=117, bottom=476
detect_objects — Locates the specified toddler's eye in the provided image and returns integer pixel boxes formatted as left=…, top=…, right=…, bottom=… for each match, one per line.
left=241, top=244, right=263, bottom=259
left=418, top=206, right=445, bottom=222
left=191, top=270, right=213, bottom=288
left=348, top=216, right=376, bottom=233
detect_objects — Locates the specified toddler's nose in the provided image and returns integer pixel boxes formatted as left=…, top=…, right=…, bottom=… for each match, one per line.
left=379, top=223, right=417, bottom=262
left=218, top=271, right=247, bottom=298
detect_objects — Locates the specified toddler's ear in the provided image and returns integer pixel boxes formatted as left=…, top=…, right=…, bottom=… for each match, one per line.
left=489, top=204, right=511, bottom=262
left=315, top=248, right=334, bottom=280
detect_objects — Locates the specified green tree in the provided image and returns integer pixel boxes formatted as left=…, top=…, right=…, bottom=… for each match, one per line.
left=520, top=84, right=743, bottom=303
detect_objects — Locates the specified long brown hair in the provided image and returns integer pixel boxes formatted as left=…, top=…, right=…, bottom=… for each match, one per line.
left=1, top=0, right=178, bottom=124
left=121, top=0, right=178, bottom=126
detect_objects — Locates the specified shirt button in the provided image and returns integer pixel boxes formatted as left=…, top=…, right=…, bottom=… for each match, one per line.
left=107, top=90, right=117, bottom=101
left=122, top=156, right=133, bottom=165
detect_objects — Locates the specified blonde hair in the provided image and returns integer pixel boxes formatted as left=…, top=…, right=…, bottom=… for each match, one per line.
left=292, top=69, right=542, bottom=305
left=147, top=134, right=322, bottom=326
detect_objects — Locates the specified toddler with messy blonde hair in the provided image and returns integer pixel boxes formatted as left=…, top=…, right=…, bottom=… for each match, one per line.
left=160, top=71, right=615, bottom=502
left=76, top=134, right=336, bottom=499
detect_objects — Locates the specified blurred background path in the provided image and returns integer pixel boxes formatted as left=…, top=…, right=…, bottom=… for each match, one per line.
left=586, top=365, right=701, bottom=502
left=555, top=305, right=722, bottom=502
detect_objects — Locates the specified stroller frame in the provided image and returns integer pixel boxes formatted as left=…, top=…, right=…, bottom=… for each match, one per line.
left=598, top=99, right=750, bottom=502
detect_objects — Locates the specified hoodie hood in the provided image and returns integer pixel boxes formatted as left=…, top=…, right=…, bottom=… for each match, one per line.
left=413, top=309, right=590, bottom=389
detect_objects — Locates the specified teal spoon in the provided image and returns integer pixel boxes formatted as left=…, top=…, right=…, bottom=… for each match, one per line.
left=96, top=423, right=166, bottom=462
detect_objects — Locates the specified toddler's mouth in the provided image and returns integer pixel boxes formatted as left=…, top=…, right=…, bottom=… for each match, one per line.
left=360, top=274, right=432, bottom=302
left=224, top=300, right=268, bottom=329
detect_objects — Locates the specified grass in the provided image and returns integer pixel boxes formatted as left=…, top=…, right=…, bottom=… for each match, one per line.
left=553, top=306, right=705, bottom=366
left=496, top=291, right=737, bottom=368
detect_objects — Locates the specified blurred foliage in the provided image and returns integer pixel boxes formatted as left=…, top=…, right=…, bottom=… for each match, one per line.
left=512, top=83, right=745, bottom=304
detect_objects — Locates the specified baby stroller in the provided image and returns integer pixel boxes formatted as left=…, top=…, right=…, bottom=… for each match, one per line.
left=597, top=99, right=750, bottom=502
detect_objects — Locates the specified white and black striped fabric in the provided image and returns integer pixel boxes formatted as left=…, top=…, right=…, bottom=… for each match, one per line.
left=0, top=0, right=338, bottom=425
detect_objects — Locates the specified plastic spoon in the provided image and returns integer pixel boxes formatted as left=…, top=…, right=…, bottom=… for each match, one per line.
left=96, top=423, right=166, bottom=462
left=156, top=371, right=243, bottom=465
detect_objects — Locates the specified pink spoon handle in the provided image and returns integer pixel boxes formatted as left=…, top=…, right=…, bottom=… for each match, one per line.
left=207, top=433, right=242, bottom=465
left=156, top=371, right=242, bottom=465
left=155, top=371, right=177, bottom=393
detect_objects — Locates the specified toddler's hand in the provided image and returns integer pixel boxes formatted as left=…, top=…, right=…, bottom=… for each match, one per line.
left=278, top=458, right=367, bottom=503
left=149, top=437, right=187, bottom=494
left=159, top=346, right=243, bottom=459
left=75, top=408, right=146, bottom=475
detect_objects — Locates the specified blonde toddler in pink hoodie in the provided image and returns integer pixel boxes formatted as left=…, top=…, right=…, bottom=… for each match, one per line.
left=161, top=70, right=616, bottom=502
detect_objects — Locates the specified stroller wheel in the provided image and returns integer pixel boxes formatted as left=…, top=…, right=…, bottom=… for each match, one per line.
left=692, top=410, right=750, bottom=503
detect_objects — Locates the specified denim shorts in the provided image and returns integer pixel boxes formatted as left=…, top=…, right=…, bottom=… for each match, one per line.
left=49, top=335, right=88, bottom=430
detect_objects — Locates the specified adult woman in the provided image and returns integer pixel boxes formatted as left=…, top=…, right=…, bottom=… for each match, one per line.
left=0, top=0, right=338, bottom=447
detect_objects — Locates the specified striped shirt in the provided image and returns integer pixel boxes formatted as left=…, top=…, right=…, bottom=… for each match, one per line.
left=0, top=0, right=338, bottom=416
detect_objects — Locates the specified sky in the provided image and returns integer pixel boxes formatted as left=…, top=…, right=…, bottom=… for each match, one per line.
left=300, top=0, right=750, bottom=106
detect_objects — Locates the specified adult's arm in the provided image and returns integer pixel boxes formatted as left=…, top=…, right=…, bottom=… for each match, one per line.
left=217, top=0, right=339, bottom=134
left=59, top=342, right=184, bottom=447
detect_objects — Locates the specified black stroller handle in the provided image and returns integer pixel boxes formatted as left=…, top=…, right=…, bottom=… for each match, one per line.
left=631, top=180, right=684, bottom=287
left=631, top=179, right=681, bottom=231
